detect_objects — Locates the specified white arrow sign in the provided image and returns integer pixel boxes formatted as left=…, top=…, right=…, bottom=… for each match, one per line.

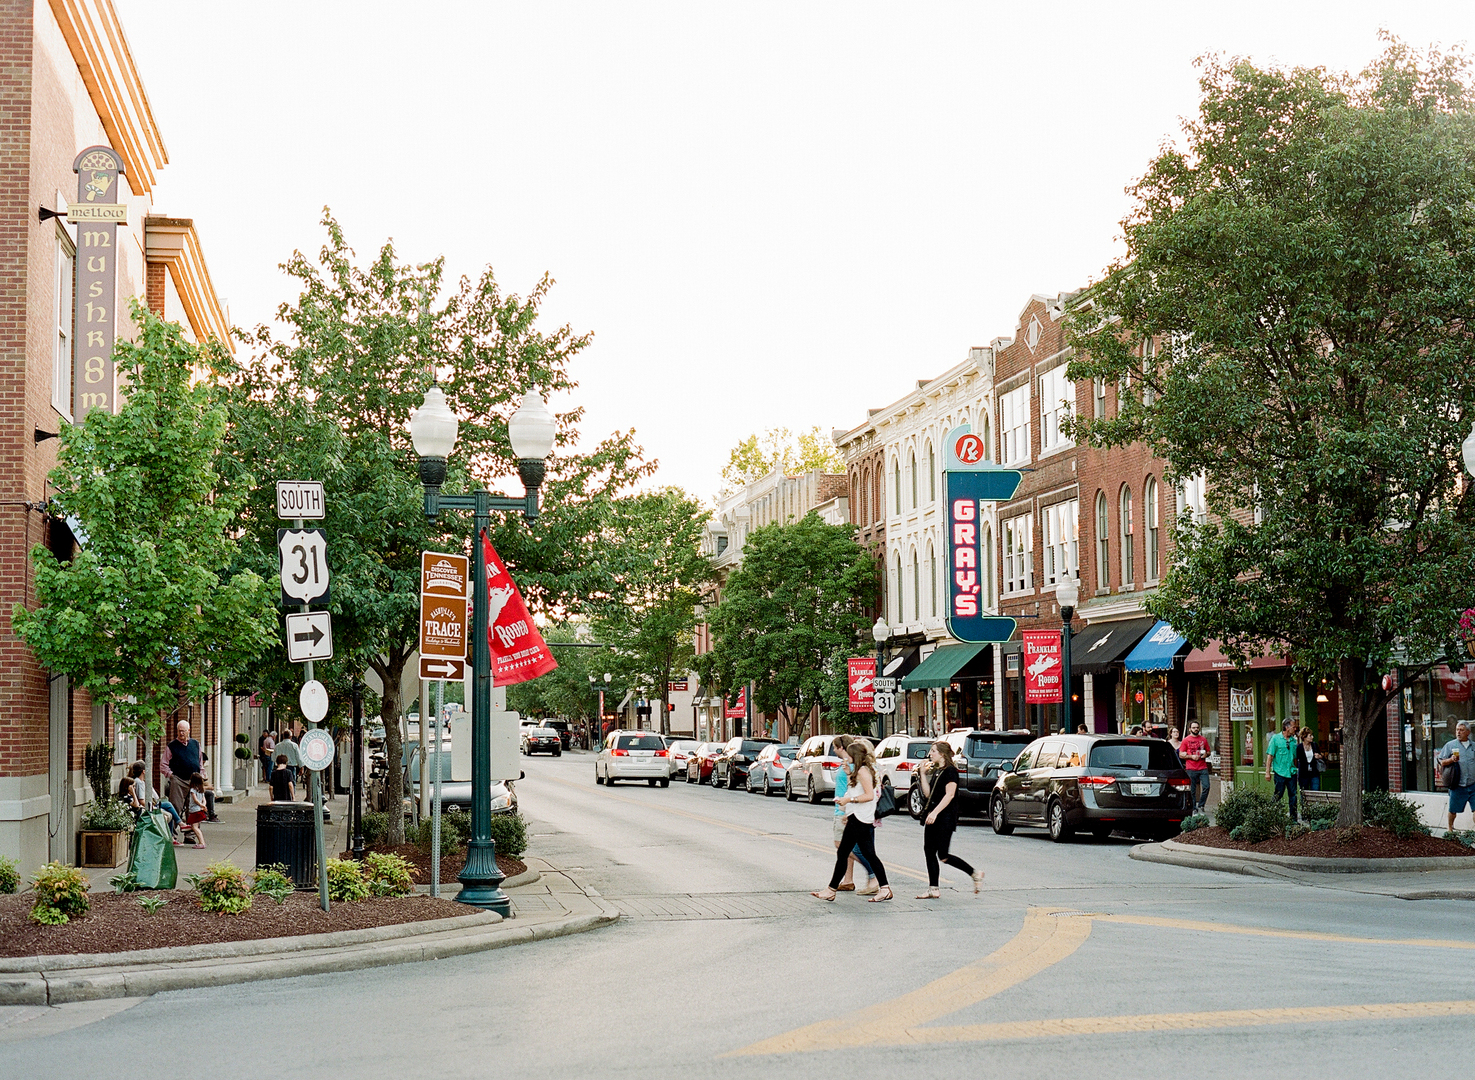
left=285, top=611, right=333, bottom=663
left=419, top=657, right=467, bottom=682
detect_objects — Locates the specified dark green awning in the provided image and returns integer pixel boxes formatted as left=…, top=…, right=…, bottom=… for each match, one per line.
left=900, top=643, right=987, bottom=690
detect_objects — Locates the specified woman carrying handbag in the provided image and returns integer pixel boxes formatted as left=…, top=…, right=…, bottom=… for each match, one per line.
left=914, top=741, right=983, bottom=899
left=812, top=742, right=892, bottom=903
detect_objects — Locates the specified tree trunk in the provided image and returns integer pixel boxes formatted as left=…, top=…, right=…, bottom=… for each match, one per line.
left=375, top=648, right=407, bottom=845
left=1334, top=657, right=1383, bottom=828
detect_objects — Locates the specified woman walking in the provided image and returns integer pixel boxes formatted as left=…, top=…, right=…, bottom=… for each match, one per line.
left=831, top=735, right=876, bottom=894
left=812, top=742, right=892, bottom=903
left=914, top=741, right=983, bottom=899
left=1297, top=729, right=1320, bottom=793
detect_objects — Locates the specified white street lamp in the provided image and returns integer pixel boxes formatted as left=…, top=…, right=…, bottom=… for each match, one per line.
left=507, top=390, right=557, bottom=461
left=872, top=616, right=890, bottom=645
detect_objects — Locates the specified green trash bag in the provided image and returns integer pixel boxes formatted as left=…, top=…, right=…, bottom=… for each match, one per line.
left=128, top=809, right=178, bottom=889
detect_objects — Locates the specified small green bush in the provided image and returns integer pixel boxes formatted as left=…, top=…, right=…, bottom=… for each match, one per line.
left=1228, top=798, right=1291, bottom=844
left=186, top=861, right=253, bottom=915
left=1449, top=829, right=1475, bottom=849
left=411, top=809, right=470, bottom=854
left=487, top=812, right=527, bottom=859
left=1301, top=800, right=1339, bottom=825
left=1362, top=790, right=1430, bottom=840
left=251, top=865, right=294, bottom=904
left=235, top=746, right=253, bottom=761
left=0, top=855, right=19, bottom=895
left=30, top=862, right=90, bottom=925
left=139, top=895, right=168, bottom=915
left=363, top=852, right=416, bottom=897
left=109, top=870, right=140, bottom=893
left=325, top=858, right=369, bottom=902
left=80, top=798, right=134, bottom=831
left=1179, top=813, right=1210, bottom=833
left=361, top=811, right=390, bottom=846
left=1214, top=786, right=1277, bottom=833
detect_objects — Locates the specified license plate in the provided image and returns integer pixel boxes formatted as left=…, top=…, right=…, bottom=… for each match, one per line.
left=1129, top=783, right=1155, bottom=796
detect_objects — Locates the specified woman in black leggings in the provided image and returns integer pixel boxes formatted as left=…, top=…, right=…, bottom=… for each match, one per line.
left=916, top=741, right=983, bottom=898
left=812, top=743, right=892, bottom=902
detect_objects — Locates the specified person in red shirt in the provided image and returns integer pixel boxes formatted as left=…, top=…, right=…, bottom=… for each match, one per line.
left=1178, top=721, right=1212, bottom=813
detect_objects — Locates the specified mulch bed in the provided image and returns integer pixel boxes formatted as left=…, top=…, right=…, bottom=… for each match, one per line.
left=1176, top=825, right=1475, bottom=859
left=342, top=843, right=527, bottom=884
left=0, top=890, right=471, bottom=958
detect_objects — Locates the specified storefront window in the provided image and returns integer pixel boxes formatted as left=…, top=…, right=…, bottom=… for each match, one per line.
left=1188, top=679, right=1219, bottom=765
left=1402, top=664, right=1475, bottom=792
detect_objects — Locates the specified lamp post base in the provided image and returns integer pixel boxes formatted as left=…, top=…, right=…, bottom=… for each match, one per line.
left=455, top=839, right=510, bottom=915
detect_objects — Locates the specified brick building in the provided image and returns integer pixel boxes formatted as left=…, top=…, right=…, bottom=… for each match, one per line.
left=1, top=0, right=234, bottom=874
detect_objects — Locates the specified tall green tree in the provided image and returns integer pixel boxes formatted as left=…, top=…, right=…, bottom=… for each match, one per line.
left=14, top=305, right=277, bottom=739
left=699, top=514, right=876, bottom=739
left=506, top=622, right=609, bottom=734
left=219, top=212, right=650, bottom=842
left=1066, top=40, right=1475, bottom=824
left=593, top=488, right=713, bottom=733
left=719, top=426, right=844, bottom=494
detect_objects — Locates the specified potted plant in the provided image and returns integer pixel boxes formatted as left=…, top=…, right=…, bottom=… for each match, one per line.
left=78, top=796, right=133, bottom=868
left=234, top=733, right=255, bottom=790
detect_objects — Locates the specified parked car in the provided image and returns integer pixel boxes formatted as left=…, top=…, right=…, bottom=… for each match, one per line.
left=596, top=730, right=671, bottom=787
left=745, top=743, right=799, bottom=795
left=666, top=739, right=699, bottom=779
left=685, top=742, right=725, bottom=784
left=931, top=729, right=1038, bottom=818
left=990, top=734, right=1191, bottom=842
left=521, top=725, right=563, bottom=756
left=712, top=737, right=779, bottom=789
left=785, top=734, right=850, bottom=804
left=543, top=719, right=572, bottom=750
left=407, top=742, right=518, bottom=815
left=874, top=735, right=934, bottom=810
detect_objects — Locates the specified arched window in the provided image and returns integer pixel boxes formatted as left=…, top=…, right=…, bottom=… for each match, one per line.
left=908, top=451, right=918, bottom=509
left=893, top=554, right=904, bottom=623
left=893, top=460, right=901, bottom=515
left=1120, top=486, right=1135, bottom=586
left=859, top=468, right=868, bottom=525
left=927, top=443, right=936, bottom=503
left=978, top=413, right=992, bottom=461
left=927, top=540, right=937, bottom=616
left=1096, top=491, right=1109, bottom=592
left=911, top=549, right=920, bottom=623
left=982, top=524, right=995, bottom=609
left=1145, top=476, right=1159, bottom=582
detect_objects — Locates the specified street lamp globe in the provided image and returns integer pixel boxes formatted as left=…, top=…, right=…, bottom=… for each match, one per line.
left=872, top=616, right=890, bottom=645
left=409, top=384, right=460, bottom=460
left=1463, top=421, right=1475, bottom=479
left=1057, top=576, right=1080, bottom=614
left=508, top=390, right=557, bottom=461
left=604, top=672, right=613, bottom=685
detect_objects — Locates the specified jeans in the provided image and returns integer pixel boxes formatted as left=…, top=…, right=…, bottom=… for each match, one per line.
left=1187, top=769, right=1212, bottom=812
left=158, top=800, right=182, bottom=835
left=830, top=816, right=888, bottom=889
left=923, top=821, right=975, bottom=887
left=1272, top=772, right=1298, bottom=818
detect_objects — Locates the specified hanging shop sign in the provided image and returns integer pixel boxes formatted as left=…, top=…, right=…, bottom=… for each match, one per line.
left=725, top=687, right=746, bottom=719
left=481, top=532, right=558, bottom=686
left=1229, top=687, right=1255, bottom=722
left=847, top=658, right=876, bottom=712
left=1022, top=628, right=1063, bottom=704
left=72, top=145, right=124, bottom=419
left=941, top=424, right=1022, bottom=644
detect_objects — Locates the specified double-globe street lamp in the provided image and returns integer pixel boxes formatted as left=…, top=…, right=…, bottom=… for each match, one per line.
left=1057, top=575, right=1080, bottom=735
left=410, top=385, right=556, bottom=913
left=588, top=671, right=612, bottom=746
left=872, top=616, right=890, bottom=739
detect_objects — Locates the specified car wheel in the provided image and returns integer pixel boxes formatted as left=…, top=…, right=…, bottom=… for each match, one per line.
left=991, top=795, right=1015, bottom=835
left=595, top=768, right=603, bottom=785
left=1047, top=800, right=1073, bottom=843
left=908, top=783, right=926, bottom=819
left=648, top=778, right=657, bottom=787
left=762, top=775, right=771, bottom=797
left=1090, top=824, right=1113, bottom=841
left=686, top=769, right=696, bottom=784
left=807, top=777, right=820, bottom=805
left=660, top=778, right=670, bottom=788
left=786, top=778, right=797, bottom=802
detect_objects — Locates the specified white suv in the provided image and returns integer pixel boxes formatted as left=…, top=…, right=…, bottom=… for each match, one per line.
left=596, top=730, right=672, bottom=787
left=875, top=735, right=933, bottom=803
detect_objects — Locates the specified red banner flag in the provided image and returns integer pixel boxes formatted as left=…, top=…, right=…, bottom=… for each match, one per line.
left=725, top=687, right=746, bottom=719
left=1022, top=628, right=1063, bottom=704
left=482, top=531, right=558, bottom=686
left=847, top=658, right=876, bottom=712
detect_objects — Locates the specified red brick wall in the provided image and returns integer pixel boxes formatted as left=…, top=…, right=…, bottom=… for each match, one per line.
left=146, top=260, right=166, bottom=316
left=1385, top=670, right=1402, bottom=793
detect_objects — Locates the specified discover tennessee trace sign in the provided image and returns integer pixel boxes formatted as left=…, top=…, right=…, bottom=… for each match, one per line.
left=943, top=423, right=1022, bottom=645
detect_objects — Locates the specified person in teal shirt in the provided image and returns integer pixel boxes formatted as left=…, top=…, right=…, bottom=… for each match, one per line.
left=1263, top=717, right=1301, bottom=819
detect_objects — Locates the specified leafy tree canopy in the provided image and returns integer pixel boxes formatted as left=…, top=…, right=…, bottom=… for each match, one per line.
left=1065, top=39, right=1475, bottom=822
left=720, top=426, right=844, bottom=494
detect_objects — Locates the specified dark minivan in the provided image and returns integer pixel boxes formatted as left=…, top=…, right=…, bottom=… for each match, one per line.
left=990, top=734, right=1190, bottom=842
left=931, top=729, right=1038, bottom=818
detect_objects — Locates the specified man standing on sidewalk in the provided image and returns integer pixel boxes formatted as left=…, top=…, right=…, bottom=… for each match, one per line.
left=1264, top=717, right=1300, bottom=820
left=1179, top=721, right=1212, bottom=813
left=164, top=720, right=203, bottom=827
left=1438, top=722, right=1475, bottom=832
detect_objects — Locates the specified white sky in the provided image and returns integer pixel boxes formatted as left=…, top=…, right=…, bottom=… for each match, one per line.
left=117, top=1, right=1474, bottom=504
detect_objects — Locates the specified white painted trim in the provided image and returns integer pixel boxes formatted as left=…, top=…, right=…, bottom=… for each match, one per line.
left=0, top=795, right=51, bottom=822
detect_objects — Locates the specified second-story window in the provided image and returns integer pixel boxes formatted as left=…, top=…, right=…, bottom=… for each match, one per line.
left=1145, top=476, right=1160, bottom=582
left=1141, top=337, right=1157, bottom=406
left=912, top=549, right=920, bottom=622
left=927, top=540, right=937, bottom=616
left=1003, top=513, right=1032, bottom=595
left=1042, top=499, right=1079, bottom=586
left=1120, top=485, right=1135, bottom=586
left=1095, top=491, right=1110, bottom=591
left=1179, top=472, right=1208, bottom=525
left=982, top=524, right=995, bottom=609
left=909, top=450, right=917, bottom=509
left=893, top=460, right=901, bottom=515
left=1038, top=367, right=1074, bottom=452
left=1000, top=384, right=1030, bottom=465
left=1093, top=377, right=1106, bottom=419
left=53, top=236, right=74, bottom=418
left=927, top=443, right=936, bottom=503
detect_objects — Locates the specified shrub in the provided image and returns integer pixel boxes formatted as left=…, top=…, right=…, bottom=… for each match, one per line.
left=109, top=870, right=140, bottom=893
left=139, top=895, right=168, bottom=915
left=361, top=811, right=390, bottom=846
left=30, top=862, right=90, bottom=925
left=1179, top=813, right=1210, bottom=833
left=186, top=861, right=253, bottom=914
left=363, top=852, right=416, bottom=897
left=325, top=858, right=369, bottom=902
left=411, top=809, right=470, bottom=854
left=1336, top=826, right=1363, bottom=845
left=487, top=812, right=528, bottom=859
left=0, top=855, right=19, bottom=895
left=235, top=746, right=253, bottom=761
left=1301, top=800, right=1339, bottom=826
left=83, top=740, right=113, bottom=803
left=1228, top=798, right=1291, bottom=844
left=251, top=865, right=294, bottom=905
left=236, top=732, right=250, bottom=744
left=80, top=798, right=133, bottom=831
left=1450, top=830, right=1475, bottom=849
left=1361, top=790, right=1430, bottom=840
left=1214, top=786, right=1277, bottom=833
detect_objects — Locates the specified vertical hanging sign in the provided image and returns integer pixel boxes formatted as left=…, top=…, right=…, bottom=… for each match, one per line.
left=70, top=146, right=124, bottom=420
left=847, top=658, right=876, bottom=712
left=942, top=423, right=1023, bottom=644
left=1022, top=628, right=1063, bottom=703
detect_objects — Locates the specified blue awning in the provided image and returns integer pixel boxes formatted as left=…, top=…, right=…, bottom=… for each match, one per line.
left=1122, top=620, right=1189, bottom=672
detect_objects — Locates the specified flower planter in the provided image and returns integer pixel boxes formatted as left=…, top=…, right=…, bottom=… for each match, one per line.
left=78, top=828, right=129, bottom=868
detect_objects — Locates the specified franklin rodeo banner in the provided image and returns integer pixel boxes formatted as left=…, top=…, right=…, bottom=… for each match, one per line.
left=481, top=531, right=558, bottom=685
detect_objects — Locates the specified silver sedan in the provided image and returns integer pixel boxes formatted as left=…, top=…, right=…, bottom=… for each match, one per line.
left=745, top=743, right=798, bottom=795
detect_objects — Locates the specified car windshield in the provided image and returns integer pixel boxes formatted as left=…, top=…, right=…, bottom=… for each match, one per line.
left=967, top=737, right=1028, bottom=760
left=1089, top=741, right=1181, bottom=771
left=617, top=735, right=665, bottom=750
left=739, top=740, right=773, bottom=753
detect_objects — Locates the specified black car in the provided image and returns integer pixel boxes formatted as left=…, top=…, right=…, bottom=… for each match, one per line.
left=520, top=726, right=563, bottom=756
left=543, top=720, right=572, bottom=750
left=990, top=734, right=1191, bottom=842
left=907, top=729, right=1036, bottom=818
left=712, top=736, right=778, bottom=789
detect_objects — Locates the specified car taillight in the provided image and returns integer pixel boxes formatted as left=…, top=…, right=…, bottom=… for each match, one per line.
left=896, top=762, right=912, bottom=771
left=612, top=749, right=629, bottom=757
left=1168, top=778, right=1190, bottom=790
left=1077, top=775, right=1116, bottom=788
left=655, top=750, right=668, bottom=757
left=821, top=761, right=839, bottom=769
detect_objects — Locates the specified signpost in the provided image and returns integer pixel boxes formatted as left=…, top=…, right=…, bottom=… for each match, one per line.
left=420, top=551, right=470, bottom=898
left=285, top=611, right=333, bottom=663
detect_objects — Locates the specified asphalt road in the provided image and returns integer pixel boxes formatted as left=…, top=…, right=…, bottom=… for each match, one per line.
left=4, top=750, right=1473, bottom=1078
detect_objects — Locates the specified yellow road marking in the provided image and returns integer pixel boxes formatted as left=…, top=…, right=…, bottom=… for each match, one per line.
left=1089, top=911, right=1475, bottom=950
left=546, top=774, right=931, bottom=881
left=725, top=908, right=1091, bottom=1056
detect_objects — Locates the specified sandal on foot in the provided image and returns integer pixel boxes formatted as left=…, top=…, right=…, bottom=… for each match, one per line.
left=836, top=882, right=856, bottom=891
left=868, top=887, right=894, bottom=903
left=811, top=888, right=837, bottom=902
left=915, top=888, right=941, bottom=900
left=856, top=882, right=879, bottom=896
left=973, top=870, right=985, bottom=894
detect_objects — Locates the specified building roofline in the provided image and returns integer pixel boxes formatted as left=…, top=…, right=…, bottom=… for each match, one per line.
left=145, top=216, right=233, bottom=353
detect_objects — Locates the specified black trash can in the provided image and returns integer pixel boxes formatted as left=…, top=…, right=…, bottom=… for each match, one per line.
left=256, top=803, right=316, bottom=889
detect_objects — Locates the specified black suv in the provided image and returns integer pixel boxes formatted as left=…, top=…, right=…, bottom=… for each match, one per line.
left=916, top=729, right=1037, bottom=818
left=712, top=737, right=778, bottom=789
left=543, top=720, right=572, bottom=750
left=990, top=734, right=1191, bottom=842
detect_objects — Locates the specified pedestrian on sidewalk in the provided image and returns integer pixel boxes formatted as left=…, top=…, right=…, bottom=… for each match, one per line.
left=164, top=720, right=203, bottom=824
left=1296, top=730, right=1319, bottom=794
left=177, top=773, right=208, bottom=848
left=1264, top=717, right=1300, bottom=819
left=831, top=734, right=876, bottom=894
left=1168, top=727, right=1182, bottom=754
left=1179, top=722, right=1212, bottom=813
left=1438, top=722, right=1475, bottom=831
left=270, top=754, right=296, bottom=802
left=260, top=730, right=275, bottom=783
left=914, top=741, right=982, bottom=899
left=812, top=742, right=892, bottom=903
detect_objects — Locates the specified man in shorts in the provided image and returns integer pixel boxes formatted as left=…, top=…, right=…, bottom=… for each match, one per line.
left=1438, top=722, right=1475, bottom=831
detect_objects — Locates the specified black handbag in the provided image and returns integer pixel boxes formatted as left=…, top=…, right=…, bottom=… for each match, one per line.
left=1443, top=758, right=1463, bottom=789
left=875, top=781, right=899, bottom=819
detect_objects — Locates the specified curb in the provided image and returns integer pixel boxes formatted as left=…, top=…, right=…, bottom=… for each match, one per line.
left=412, top=868, right=540, bottom=896
left=1132, top=838, right=1475, bottom=875
left=0, top=873, right=616, bottom=1006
